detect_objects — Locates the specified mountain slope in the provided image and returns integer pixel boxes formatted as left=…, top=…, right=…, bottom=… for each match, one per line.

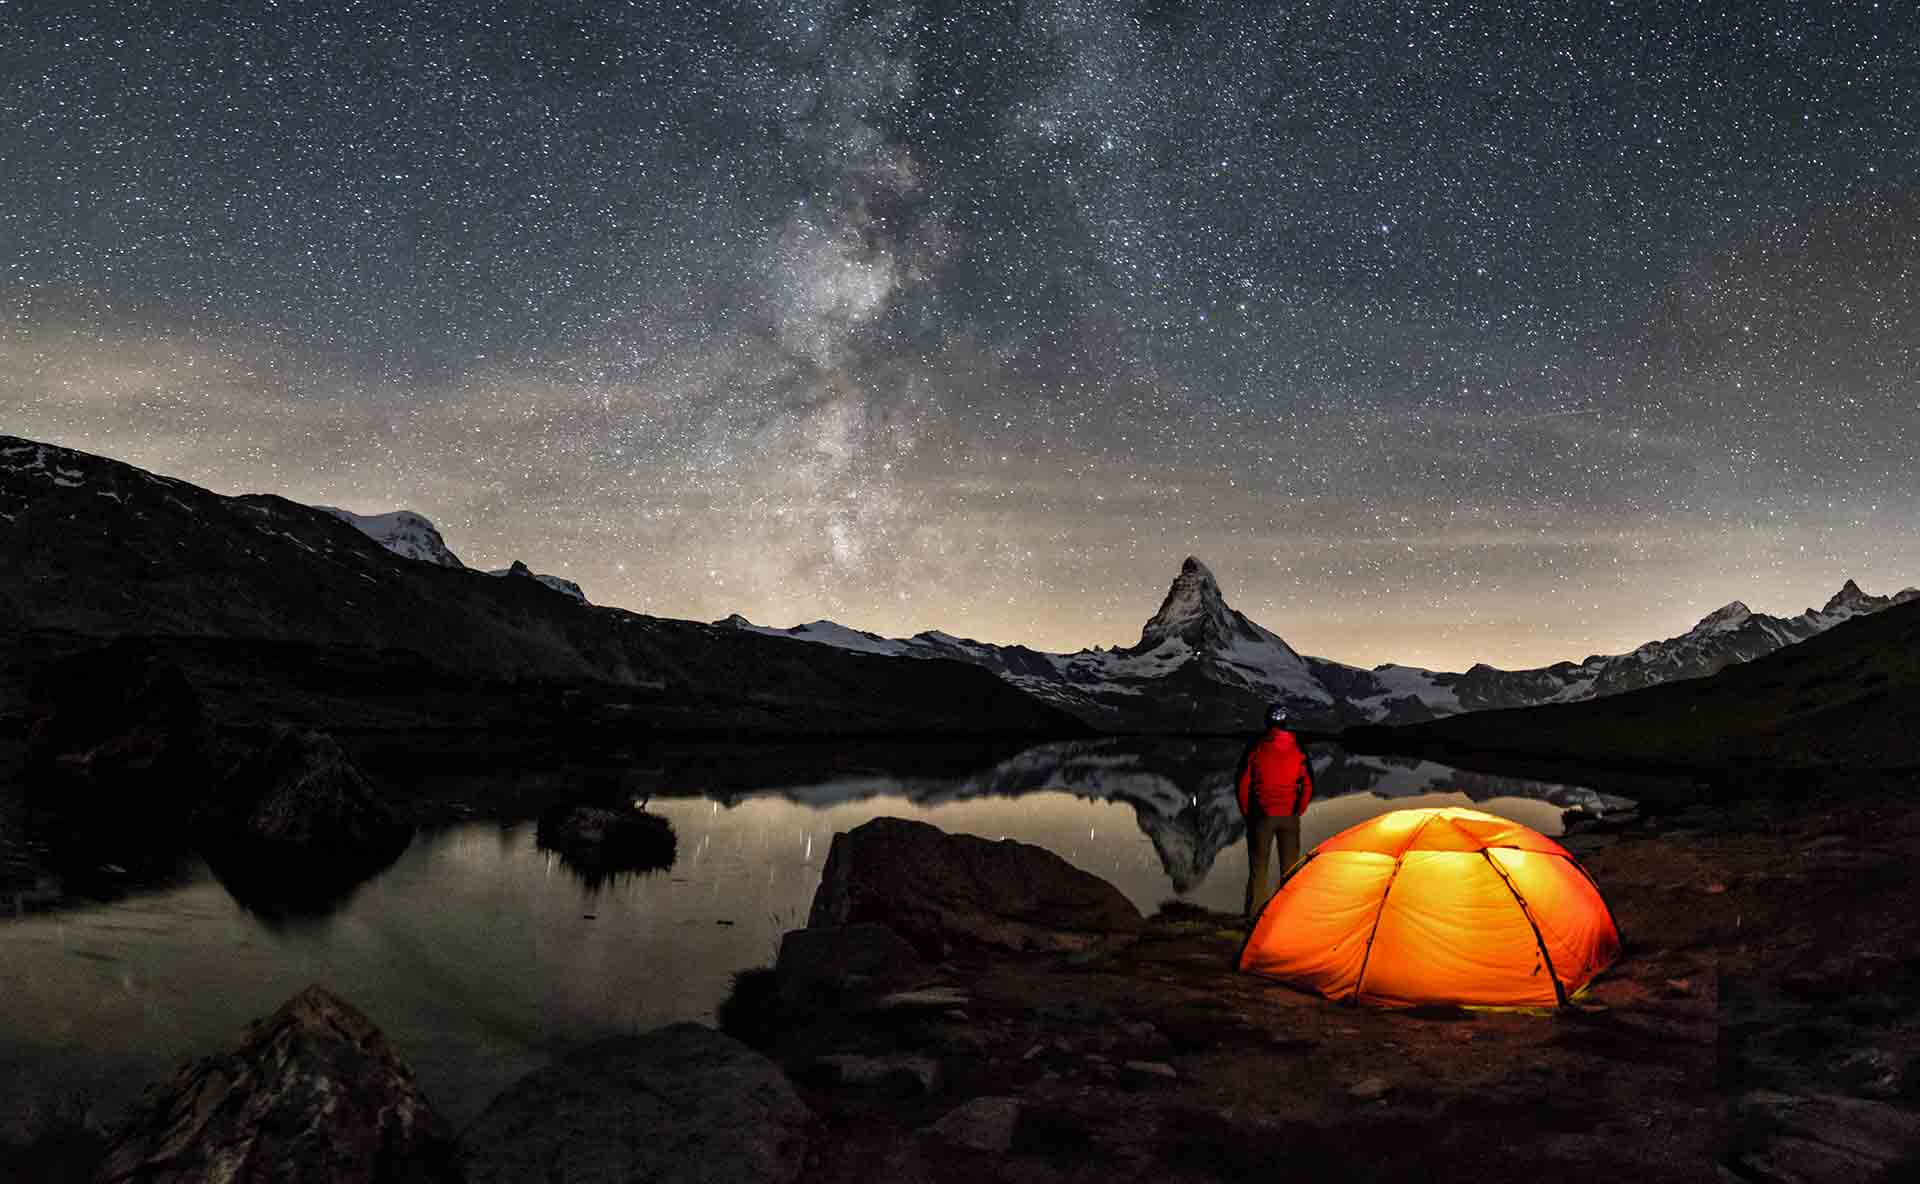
left=1344, top=595, right=1920, bottom=774
left=318, top=504, right=588, bottom=603
left=0, top=436, right=1080, bottom=740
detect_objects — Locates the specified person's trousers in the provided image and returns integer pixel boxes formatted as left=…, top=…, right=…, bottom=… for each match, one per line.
left=1244, top=812, right=1302, bottom=918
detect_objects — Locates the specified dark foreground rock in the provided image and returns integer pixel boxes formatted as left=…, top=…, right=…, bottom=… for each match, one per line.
left=535, top=803, right=677, bottom=881
left=775, top=922, right=931, bottom=1005
left=198, top=725, right=410, bottom=856
left=809, top=817, right=1144, bottom=958
left=192, top=726, right=413, bottom=918
left=204, top=727, right=400, bottom=858
left=95, top=985, right=456, bottom=1184
left=460, top=1023, right=812, bottom=1184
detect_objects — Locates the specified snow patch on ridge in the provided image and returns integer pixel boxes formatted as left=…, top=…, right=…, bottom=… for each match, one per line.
left=489, top=562, right=589, bottom=603
left=320, top=504, right=589, bottom=602
left=319, top=507, right=465, bottom=568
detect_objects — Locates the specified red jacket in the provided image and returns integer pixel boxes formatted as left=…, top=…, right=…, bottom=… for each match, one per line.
left=1236, top=727, right=1313, bottom=817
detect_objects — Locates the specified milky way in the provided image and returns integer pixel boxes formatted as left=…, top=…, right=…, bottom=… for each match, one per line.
left=3, top=1, right=1916, bottom=668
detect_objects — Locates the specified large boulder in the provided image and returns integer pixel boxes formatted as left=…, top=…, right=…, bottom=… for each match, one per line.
left=460, top=1023, right=812, bottom=1184
left=774, top=922, right=930, bottom=1004
left=199, top=725, right=408, bottom=852
left=807, top=817, right=1144, bottom=958
left=1729, top=1090, right=1920, bottom=1183
left=195, top=725, right=412, bottom=917
left=24, top=640, right=211, bottom=806
left=95, top=985, right=457, bottom=1183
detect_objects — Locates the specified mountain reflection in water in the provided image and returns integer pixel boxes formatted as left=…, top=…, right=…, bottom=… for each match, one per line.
left=706, top=738, right=1630, bottom=895
left=0, top=740, right=1629, bottom=1130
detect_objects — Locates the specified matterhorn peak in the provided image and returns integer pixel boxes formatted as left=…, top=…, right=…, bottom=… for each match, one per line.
left=1135, top=556, right=1241, bottom=652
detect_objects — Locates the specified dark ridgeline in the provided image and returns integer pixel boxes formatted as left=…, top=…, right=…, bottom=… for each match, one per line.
left=0, top=435, right=1086, bottom=752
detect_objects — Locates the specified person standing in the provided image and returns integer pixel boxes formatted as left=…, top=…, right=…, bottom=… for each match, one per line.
left=1237, top=703, right=1315, bottom=919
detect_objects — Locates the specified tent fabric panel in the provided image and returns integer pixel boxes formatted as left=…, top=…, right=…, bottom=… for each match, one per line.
left=1488, top=848, right=1621, bottom=994
left=1441, top=813, right=1570, bottom=857
left=1239, top=852, right=1396, bottom=1000
left=1312, top=807, right=1570, bottom=859
left=1390, top=814, right=1493, bottom=853
left=1355, top=850, right=1559, bottom=1008
left=1314, top=810, right=1438, bottom=857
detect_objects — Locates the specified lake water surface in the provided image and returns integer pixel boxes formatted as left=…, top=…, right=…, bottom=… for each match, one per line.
left=0, top=739, right=1629, bottom=1128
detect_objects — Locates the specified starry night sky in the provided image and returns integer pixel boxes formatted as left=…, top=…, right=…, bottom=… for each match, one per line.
left=3, top=1, right=1916, bottom=669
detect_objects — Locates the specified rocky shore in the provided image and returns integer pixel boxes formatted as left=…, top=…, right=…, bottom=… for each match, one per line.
left=6, top=781, right=1918, bottom=1182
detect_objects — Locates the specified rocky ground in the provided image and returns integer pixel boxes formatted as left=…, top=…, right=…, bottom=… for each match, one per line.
left=4, top=773, right=1916, bottom=1181
left=722, top=782, right=1920, bottom=1183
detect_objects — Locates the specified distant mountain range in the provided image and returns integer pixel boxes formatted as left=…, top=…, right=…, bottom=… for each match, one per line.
left=723, top=557, right=1917, bottom=731
left=3, top=431, right=1910, bottom=742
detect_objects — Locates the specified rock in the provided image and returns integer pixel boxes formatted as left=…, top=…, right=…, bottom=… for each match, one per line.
left=195, top=726, right=412, bottom=917
left=535, top=804, right=677, bottom=882
left=1732, top=1089, right=1920, bottom=1178
left=199, top=725, right=410, bottom=856
left=1829, top=1047, right=1907, bottom=1099
left=1124, top=1060, right=1178, bottom=1080
left=811, top=1054, right=944, bottom=1095
left=877, top=987, right=972, bottom=1011
left=808, top=817, right=1144, bottom=958
left=1735, top=1134, right=1883, bottom=1183
left=774, top=923, right=929, bottom=1003
left=1782, top=949, right=1904, bottom=1000
left=461, top=1023, right=811, bottom=1184
left=928, top=1097, right=1021, bottom=1154
left=1349, top=1076, right=1392, bottom=1100
left=24, top=640, right=211, bottom=808
left=95, top=985, right=456, bottom=1183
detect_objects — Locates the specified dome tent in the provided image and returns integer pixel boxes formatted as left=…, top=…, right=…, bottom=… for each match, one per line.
left=1238, top=807, right=1620, bottom=1008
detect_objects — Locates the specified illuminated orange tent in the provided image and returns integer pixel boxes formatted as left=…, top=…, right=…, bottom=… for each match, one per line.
left=1238, top=807, right=1620, bottom=1007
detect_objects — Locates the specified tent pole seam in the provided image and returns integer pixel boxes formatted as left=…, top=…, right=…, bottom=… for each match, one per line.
left=1567, top=854, right=1628, bottom=950
left=1351, top=814, right=1439, bottom=1003
left=1480, top=848, right=1569, bottom=1007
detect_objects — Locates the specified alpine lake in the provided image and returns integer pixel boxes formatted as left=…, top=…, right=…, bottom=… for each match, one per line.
left=0, top=738, right=1636, bottom=1131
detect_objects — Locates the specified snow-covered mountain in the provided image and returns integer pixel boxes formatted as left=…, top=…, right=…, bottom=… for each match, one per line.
left=1415, top=578, right=1919, bottom=714
left=319, top=506, right=587, bottom=603
left=722, top=558, right=1917, bottom=731
left=724, top=559, right=1333, bottom=731
left=316, top=508, right=463, bottom=568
